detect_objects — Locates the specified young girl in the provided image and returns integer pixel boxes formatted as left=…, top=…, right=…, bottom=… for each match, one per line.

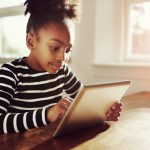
left=0, top=0, right=121, bottom=134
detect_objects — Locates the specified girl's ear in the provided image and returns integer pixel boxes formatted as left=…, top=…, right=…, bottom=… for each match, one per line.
left=26, top=33, right=35, bottom=51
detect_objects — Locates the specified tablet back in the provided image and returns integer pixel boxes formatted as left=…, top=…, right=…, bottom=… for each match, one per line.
left=53, top=80, right=131, bottom=137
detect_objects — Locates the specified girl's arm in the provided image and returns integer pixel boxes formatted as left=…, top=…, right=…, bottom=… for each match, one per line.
left=0, top=107, right=49, bottom=134
left=63, top=64, right=82, bottom=99
left=0, top=65, right=49, bottom=134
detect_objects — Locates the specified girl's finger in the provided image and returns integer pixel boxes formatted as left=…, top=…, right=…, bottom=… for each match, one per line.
left=112, top=103, right=122, bottom=110
left=112, top=112, right=120, bottom=117
left=59, top=99, right=71, bottom=109
left=113, top=107, right=121, bottom=113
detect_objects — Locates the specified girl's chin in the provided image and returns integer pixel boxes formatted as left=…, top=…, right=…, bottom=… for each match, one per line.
left=46, top=64, right=62, bottom=74
left=46, top=67, right=59, bottom=74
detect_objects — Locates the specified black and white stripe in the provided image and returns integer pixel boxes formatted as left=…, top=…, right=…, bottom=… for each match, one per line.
left=0, top=58, right=82, bottom=134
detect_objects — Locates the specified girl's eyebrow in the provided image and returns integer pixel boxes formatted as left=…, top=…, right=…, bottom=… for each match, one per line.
left=49, top=39, right=72, bottom=48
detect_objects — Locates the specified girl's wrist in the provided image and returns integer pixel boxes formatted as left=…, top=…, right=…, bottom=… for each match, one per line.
left=46, top=107, right=52, bottom=123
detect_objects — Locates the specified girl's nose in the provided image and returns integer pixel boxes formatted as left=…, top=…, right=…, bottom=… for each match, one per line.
left=57, top=50, right=65, bottom=62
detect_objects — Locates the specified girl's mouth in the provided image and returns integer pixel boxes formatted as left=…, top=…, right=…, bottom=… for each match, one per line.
left=50, top=63, right=62, bottom=70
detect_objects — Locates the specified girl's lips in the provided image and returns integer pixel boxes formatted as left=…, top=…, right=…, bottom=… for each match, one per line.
left=50, top=63, right=62, bottom=70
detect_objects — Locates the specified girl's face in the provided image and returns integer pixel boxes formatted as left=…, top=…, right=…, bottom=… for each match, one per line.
left=26, top=21, right=75, bottom=74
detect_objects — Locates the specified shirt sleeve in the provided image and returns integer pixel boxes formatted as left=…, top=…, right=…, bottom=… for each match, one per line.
left=63, top=64, right=83, bottom=99
left=0, top=64, right=49, bottom=134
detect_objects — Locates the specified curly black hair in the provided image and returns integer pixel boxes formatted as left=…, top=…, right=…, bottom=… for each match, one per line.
left=24, top=0, right=82, bottom=33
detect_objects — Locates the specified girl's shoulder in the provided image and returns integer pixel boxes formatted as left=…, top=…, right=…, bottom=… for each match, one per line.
left=0, top=58, right=24, bottom=82
left=1, top=57, right=27, bottom=70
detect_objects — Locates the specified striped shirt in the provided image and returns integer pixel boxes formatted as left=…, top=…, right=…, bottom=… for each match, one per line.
left=0, top=58, right=82, bottom=134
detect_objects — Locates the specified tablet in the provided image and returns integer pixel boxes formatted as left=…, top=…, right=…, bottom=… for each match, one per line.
left=53, top=80, right=131, bottom=137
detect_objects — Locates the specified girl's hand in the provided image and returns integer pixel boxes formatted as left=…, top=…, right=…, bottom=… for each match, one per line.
left=47, top=97, right=72, bottom=122
left=106, top=102, right=122, bottom=121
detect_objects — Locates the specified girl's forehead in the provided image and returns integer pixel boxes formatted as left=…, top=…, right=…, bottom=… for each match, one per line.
left=38, top=22, right=75, bottom=43
left=39, top=24, right=69, bottom=39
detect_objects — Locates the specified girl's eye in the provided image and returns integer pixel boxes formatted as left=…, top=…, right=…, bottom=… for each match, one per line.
left=50, top=46, right=59, bottom=52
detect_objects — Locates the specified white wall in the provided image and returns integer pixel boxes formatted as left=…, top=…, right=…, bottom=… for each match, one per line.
left=70, top=0, right=150, bottom=95
left=70, top=0, right=95, bottom=84
left=1, top=0, right=150, bottom=96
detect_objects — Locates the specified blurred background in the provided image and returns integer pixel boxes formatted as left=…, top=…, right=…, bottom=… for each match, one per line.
left=0, top=0, right=150, bottom=95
